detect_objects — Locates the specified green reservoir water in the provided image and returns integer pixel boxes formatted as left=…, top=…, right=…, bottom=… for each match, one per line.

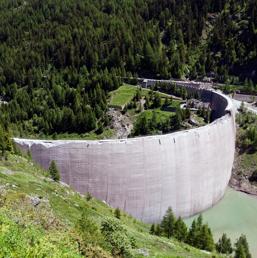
left=185, top=188, right=257, bottom=256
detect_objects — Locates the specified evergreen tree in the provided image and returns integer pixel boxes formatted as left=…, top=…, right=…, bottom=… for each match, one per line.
left=186, top=215, right=214, bottom=251
left=0, top=124, right=12, bottom=159
left=234, top=235, right=252, bottom=258
left=216, top=233, right=233, bottom=254
left=199, top=224, right=215, bottom=251
left=173, top=217, right=188, bottom=242
left=48, top=160, right=60, bottom=182
left=155, top=224, right=162, bottom=236
left=150, top=224, right=155, bottom=235
left=161, top=207, right=176, bottom=238
left=152, top=93, right=162, bottom=108
left=0, top=125, right=7, bottom=157
left=186, top=220, right=195, bottom=244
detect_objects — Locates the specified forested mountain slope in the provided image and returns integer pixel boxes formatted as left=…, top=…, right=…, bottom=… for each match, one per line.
left=0, top=0, right=256, bottom=137
left=205, top=0, right=257, bottom=83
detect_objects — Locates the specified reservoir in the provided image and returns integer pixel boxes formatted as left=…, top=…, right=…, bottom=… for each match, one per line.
left=185, top=188, right=257, bottom=256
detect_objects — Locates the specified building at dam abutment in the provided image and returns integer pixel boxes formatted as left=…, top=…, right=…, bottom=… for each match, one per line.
left=14, top=81, right=236, bottom=223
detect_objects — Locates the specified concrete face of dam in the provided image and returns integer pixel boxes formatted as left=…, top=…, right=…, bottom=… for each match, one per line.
left=14, top=83, right=236, bottom=223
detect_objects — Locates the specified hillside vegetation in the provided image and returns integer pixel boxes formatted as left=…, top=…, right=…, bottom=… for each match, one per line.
left=0, top=153, right=223, bottom=258
left=1, top=0, right=257, bottom=138
left=230, top=106, right=257, bottom=195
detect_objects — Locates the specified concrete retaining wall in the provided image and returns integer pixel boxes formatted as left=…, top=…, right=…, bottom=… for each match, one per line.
left=14, top=82, right=236, bottom=223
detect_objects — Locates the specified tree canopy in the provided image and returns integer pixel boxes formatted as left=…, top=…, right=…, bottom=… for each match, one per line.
left=0, top=0, right=256, bottom=136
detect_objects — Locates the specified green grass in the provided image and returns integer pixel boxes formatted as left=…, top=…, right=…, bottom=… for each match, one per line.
left=185, top=188, right=257, bottom=257
left=0, top=154, right=221, bottom=257
left=108, top=84, right=174, bottom=109
left=138, top=109, right=175, bottom=124
left=109, top=84, right=139, bottom=108
left=240, top=152, right=257, bottom=172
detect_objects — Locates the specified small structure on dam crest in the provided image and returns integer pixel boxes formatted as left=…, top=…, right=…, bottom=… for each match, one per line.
left=14, top=81, right=236, bottom=223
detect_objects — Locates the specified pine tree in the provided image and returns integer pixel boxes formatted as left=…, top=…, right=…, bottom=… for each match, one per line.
left=0, top=124, right=12, bottom=159
left=48, top=160, right=60, bottom=182
left=234, top=235, right=252, bottom=258
left=155, top=224, right=162, bottom=236
left=161, top=207, right=176, bottom=238
left=187, top=219, right=199, bottom=246
left=173, top=217, right=188, bottom=242
left=200, top=224, right=215, bottom=251
left=216, top=233, right=233, bottom=254
left=150, top=224, right=155, bottom=235
left=0, top=125, right=7, bottom=157
left=186, top=214, right=214, bottom=251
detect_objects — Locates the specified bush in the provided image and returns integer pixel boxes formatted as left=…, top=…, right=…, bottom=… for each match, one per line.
left=84, top=245, right=112, bottom=258
left=101, top=218, right=134, bottom=257
left=249, top=170, right=257, bottom=182
left=76, top=208, right=106, bottom=257
left=86, top=192, right=92, bottom=201
left=114, top=208, right=121, bottom=219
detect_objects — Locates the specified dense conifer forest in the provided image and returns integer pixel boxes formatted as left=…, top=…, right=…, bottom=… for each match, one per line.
left=0, top=0, right=256, bottom=136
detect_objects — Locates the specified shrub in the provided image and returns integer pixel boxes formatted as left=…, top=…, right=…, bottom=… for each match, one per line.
left=101, top=218, right=134, bottom=257
left=76, top=208, right=102, bottom=248
left=48, top=160, right=60, bottom=181
left=114, top=208, right=121, bottom=219
left=249, top=170, right=257, bottom=182
left=84, top=245, right=112, bottom=258
left=86, top=192, right=92, bottom=201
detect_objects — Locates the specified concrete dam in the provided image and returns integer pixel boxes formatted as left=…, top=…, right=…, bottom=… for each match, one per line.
left=14, top=81, right=236, bottom=223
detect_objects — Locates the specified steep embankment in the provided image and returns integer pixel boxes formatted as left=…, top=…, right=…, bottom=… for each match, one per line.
left=0, top=154, right=219, bottom=257
left=229, top=100, right=257, bottom=195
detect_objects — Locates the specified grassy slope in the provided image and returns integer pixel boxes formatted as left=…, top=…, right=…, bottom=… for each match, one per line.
left=108, top=84, right=174, bottom=109
left=238, top=151, right=257, bottom=176
left=109, top=84, right=139, bottom=108
left=110, top=84, right=183, bottom=129
left=0, top=154, right=220, bottom=258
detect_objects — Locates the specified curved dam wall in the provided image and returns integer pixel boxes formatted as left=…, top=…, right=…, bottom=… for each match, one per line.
left=14, top=83, right=236, bottom=223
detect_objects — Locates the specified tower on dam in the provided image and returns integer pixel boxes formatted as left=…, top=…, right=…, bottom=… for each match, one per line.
left=14, top=81, right=236, bottom=223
